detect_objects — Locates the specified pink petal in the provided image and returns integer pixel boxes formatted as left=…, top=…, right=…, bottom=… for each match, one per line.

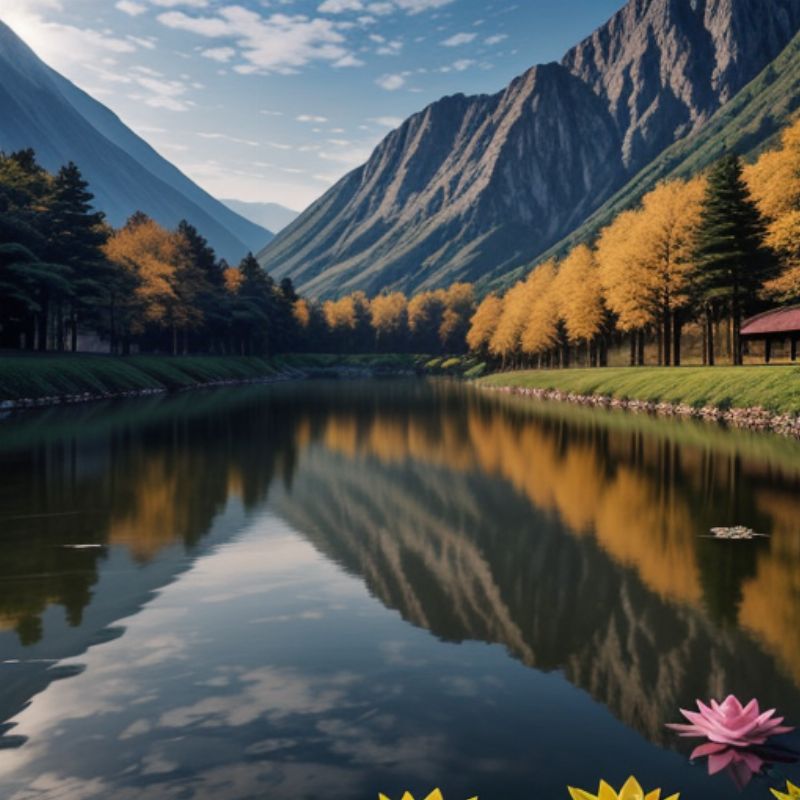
left=708, top=750, right=736, bottom=775
left=691, top=742, right=729, bottom=758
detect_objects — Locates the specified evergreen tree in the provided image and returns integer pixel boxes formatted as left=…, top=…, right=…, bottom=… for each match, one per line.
left=47, top=162, right=109, bottom=351
left=693, top=155, right=775, bottom=365
left=231, top=253, right=275, bottom=354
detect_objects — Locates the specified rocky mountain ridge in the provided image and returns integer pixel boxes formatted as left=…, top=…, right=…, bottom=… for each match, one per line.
left=259, top=0, right=800, bottom=297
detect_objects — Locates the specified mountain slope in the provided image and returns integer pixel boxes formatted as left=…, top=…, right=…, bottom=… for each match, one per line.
left=0, top=21, right=272, bottom=262
left=493, top=27, right=800, bottom=288
left=221, top=200, right=298, bottom=234
left=259, top=0, right=800, bottom=298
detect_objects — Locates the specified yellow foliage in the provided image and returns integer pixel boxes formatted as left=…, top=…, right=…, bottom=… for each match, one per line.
left=324, top=296, right=357, bottom=331
left=596, top=209, right=653, bottom=332
left=554, top=245, right=604, bottom=343
left=467, top=293, right=503, bottom=352
left=490, top=272, right=538, bottom=359
left=407, top=290, right=445, bottom=334
left=104, top=216, right=193, bottom=333
left=370, top=292, right=408, bottom=337
left=746, top=120, right=800, bottom=303
left=520, top=260, right=559, bottom=355
left=596, top=177, right=704, bottom=331
left=224, top=266, right=243, bottom=294
left=293, top=298, right=311, bottom=329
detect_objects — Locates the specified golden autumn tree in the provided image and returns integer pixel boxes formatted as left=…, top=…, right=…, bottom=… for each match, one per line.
left=370, top=292, right=408, bottom=352
left=638, top=176, right=706, bottom=364
left=553, top=245, right=605, bottom=364
left=439, top=282, right=475, bottom=352
left=104, top=213, right=201, bottom=354
left=520, top=260, right=560, bottom=365
left=467, top=293, right=503, bottom=355
left=596, top=208, right=654, bottom=365
left=293, top=297, right=312, bottom=330
left=490, top=272, right=538, bottom=366
left=746, top=119, right=800, bottom=304
left=323, top=291, right=371, bottom=351
left=407, top=290, right=446, bottom=352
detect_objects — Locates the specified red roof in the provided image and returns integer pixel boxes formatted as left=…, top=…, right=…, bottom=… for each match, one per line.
left=741, top=306, right=800, bottom=336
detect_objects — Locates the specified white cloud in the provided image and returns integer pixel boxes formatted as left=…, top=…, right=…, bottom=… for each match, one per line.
left=318, top=0, right=364, bottom=12
left=151, top=0, right=210, bottom=6
left=197, top=132, right=260, bottom=146
left=157, top=8, right=356, bottom=75
left=201, top=46, right=236, bottom=62
left=129, top=75, right=193, bottom=111
left=369, top=116, right=403, bottom=128
left=333, top=53, right=365, bottom=67
left=115, top=0, right=147, bottom=16
left=394, top=0, right=455, bottom=12
left=297, top=114, right=328, bottom=123
left=441, top=32, right=477, bottom=46
left=440, top=58, right=475, bottom=72
left=485, top=33, right=508, bottom=45
left=375, top=73, right=405, bottom=90
left=318, top=145, right=374, bottom=168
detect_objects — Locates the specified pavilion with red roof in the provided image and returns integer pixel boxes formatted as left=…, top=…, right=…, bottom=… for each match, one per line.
left=741, top=306, right=800, bottom=363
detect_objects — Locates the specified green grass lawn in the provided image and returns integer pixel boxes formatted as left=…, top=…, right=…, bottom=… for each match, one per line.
left=0, top=353, right=484, bottom=404
left=480, top=366, right=800, bottom=415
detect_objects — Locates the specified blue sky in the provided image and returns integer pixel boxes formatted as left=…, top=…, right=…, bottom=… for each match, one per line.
left=2, top=0, right=623, bottom=211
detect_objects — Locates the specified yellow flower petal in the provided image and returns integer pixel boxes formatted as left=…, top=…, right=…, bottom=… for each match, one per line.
left=790, top=783, right=800, bottom=799
left=423, top=792, right=444, bottom=800
left=568, top=788, right=599, bottom=800
left=645, top=790, right=661, bottom=800
left=663, top=794, right=680, bottom=800
left=619, top=776, right=645, bottom=800
left=773, top=792, right=793, bottom=800
left=598, top=780, right=621, bottom=800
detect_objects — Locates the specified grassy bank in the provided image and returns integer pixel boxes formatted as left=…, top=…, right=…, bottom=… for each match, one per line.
left=0, top=353, right=484, bottom=406
left=480, top=366, right=800, bottom=415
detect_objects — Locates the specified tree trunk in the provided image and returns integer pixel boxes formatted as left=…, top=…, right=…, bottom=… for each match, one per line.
left=37, top=296, right=49, bottom=352
left=630, top=334, right=636, bottom=367
left=663, top=308, right=672, bottom=367
left=706, top=311, right=715, bottom=367
left=637, top=330, right=645, bottom=366
left=733, top=311, right=742, bottom=366
left=672, top=310, right=682, bottom=367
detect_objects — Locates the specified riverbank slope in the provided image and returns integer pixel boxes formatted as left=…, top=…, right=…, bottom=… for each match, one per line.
left=480, top=366, right=800, bottom=436
left=0, top=354, right=478, bottom=409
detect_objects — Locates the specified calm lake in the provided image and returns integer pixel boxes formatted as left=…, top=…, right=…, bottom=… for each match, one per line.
left=1, top=379, right=799, bottom=800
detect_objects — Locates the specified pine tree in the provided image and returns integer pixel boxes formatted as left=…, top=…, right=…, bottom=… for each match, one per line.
left=232, top=253, right=276, bottom=354
left=693, top=154, right=775, bottom=365
left=47, top=162, right=109, bottom=351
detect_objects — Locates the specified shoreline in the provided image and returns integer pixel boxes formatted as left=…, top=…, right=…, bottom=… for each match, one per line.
left=481, top=383, right=800, bottom=440
left=0, top=354, right=483, bottom=413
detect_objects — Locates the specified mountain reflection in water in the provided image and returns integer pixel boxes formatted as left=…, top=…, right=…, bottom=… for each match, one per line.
left=0, top=380, right=799, bottom=799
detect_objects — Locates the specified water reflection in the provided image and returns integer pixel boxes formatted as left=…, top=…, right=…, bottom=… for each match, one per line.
left=1, top=381, right=800, bottom=797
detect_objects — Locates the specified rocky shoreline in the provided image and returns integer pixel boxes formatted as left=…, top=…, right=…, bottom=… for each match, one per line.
left=485, top=385, right=800, bottom=440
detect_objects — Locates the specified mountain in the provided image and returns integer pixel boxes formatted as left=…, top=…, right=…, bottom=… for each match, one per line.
left=493, top=27, right=800, bottom=289
left=221, top=199, right=298, bottom=234
left=259, top=0, right=800, bottom=298
left=0, top=21, right=272, bottom=262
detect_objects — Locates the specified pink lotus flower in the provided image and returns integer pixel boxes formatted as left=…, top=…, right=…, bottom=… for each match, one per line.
left=666, top=695, right=793, bottom=748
